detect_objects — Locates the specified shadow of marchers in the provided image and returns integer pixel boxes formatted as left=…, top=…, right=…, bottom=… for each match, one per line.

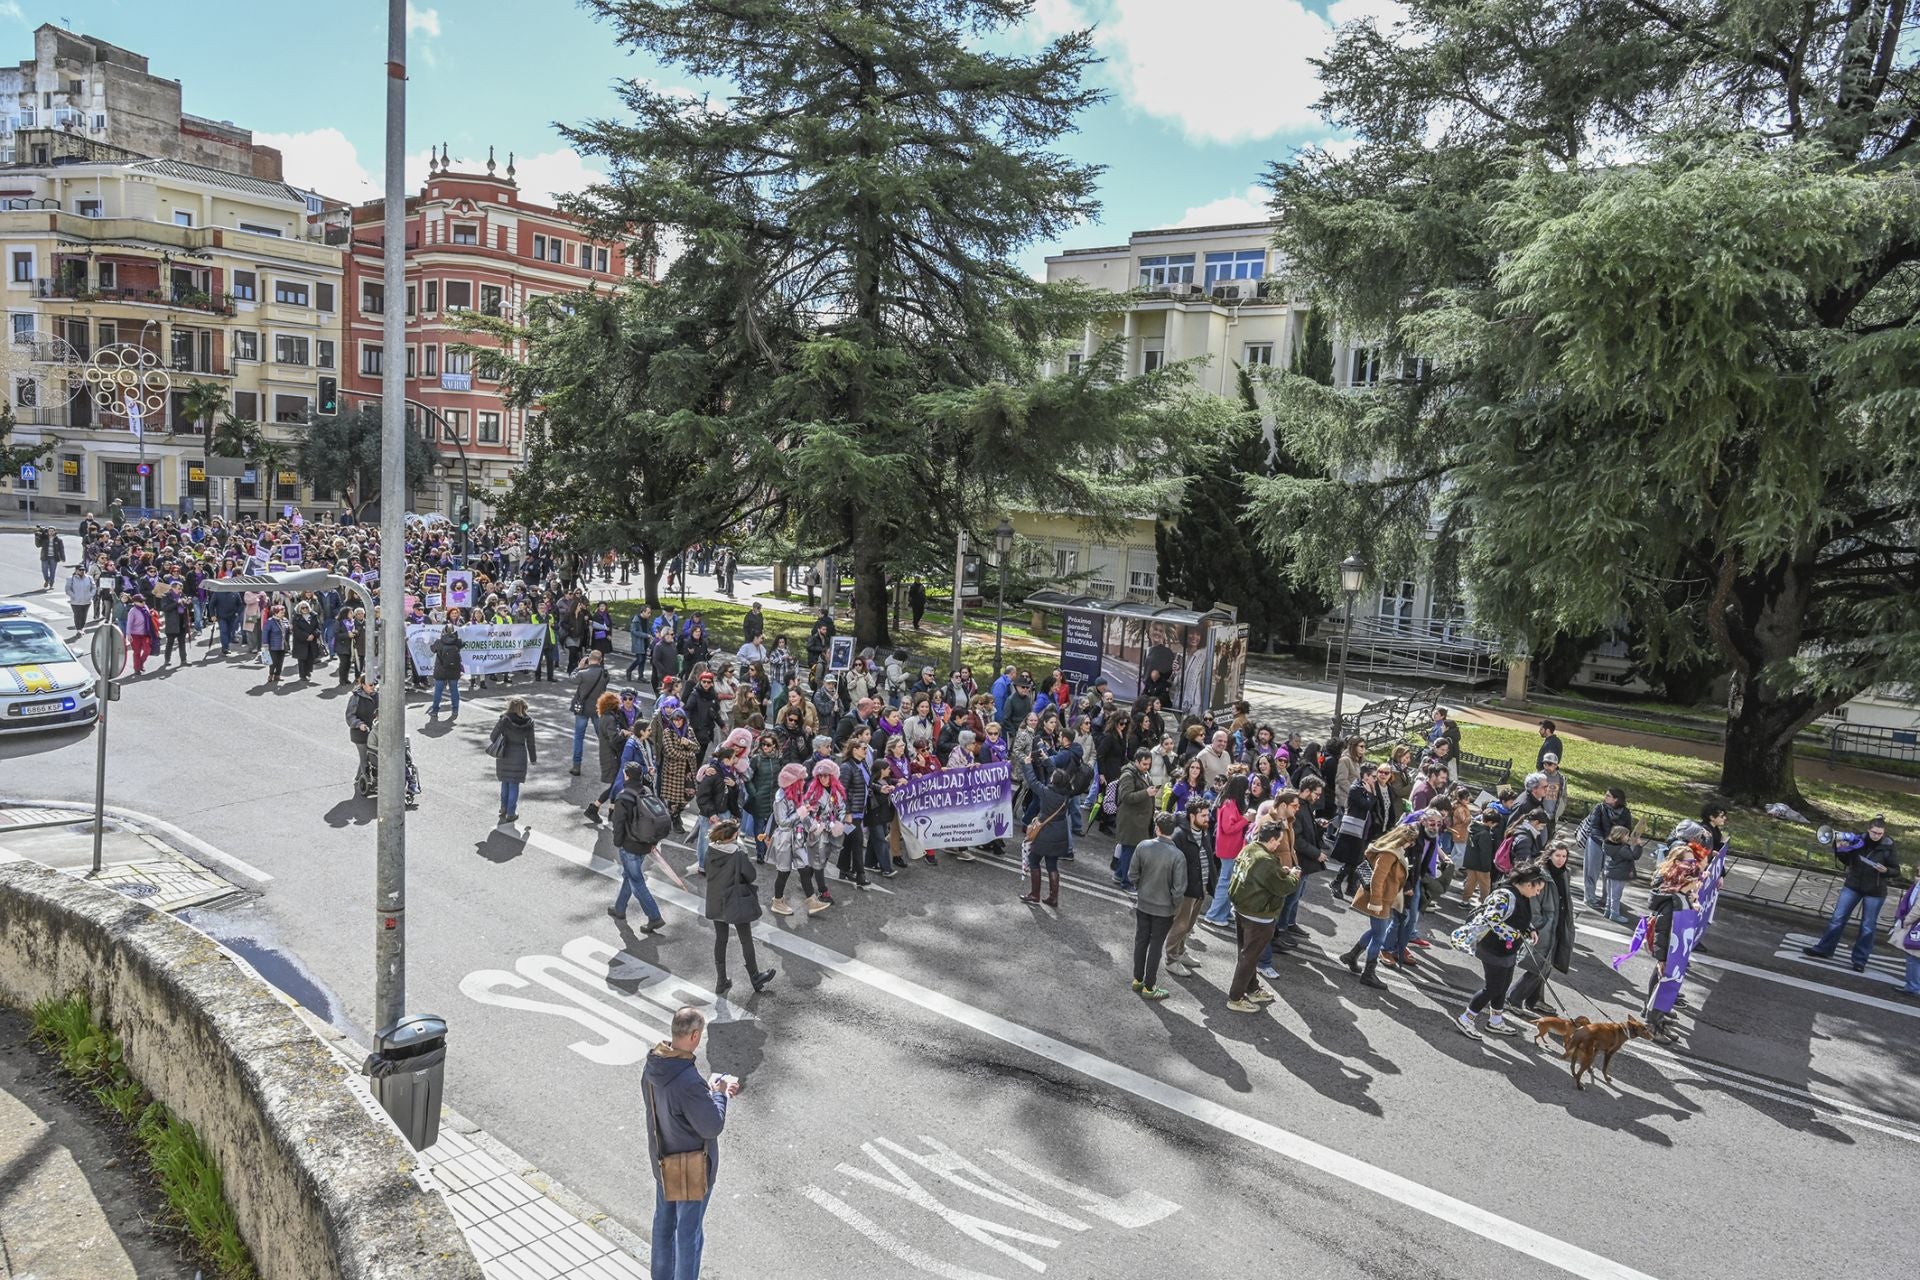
left=474, top=828, right=526, bottom=864
left=322, top=796, right=374, bottom=829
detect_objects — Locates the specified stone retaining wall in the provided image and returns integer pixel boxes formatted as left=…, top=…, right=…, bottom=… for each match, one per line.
left=0, top=861, right=481, bottom=1280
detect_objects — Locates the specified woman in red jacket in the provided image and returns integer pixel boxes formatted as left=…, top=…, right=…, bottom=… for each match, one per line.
left=1203, top=776, right=1249, bottom=926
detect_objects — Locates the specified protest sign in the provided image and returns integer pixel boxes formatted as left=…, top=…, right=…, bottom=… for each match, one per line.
left=894, top=762, right=1014, bottom=849
left=405, top=623, right=545, bottom=676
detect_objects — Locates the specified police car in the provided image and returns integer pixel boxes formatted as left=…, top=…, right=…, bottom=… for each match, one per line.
left=0, top=603, right=98, bottom=732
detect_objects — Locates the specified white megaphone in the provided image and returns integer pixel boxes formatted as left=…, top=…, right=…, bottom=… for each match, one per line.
left=1816, top=825, right=1835, bottom=845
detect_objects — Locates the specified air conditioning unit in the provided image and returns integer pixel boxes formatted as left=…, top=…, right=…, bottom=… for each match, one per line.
left=1164, top=281, right=1200, bottom=298
left=1212, top=280, right=1250, bottom=302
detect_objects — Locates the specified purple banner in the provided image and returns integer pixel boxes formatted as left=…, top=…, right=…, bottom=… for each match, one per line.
left=895, top=762, right=1014, bottom=849
left=1609, top=846, right=1728, bottom=1012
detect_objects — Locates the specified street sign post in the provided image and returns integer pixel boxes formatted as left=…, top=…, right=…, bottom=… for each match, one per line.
left=18, top=463, right=32, bottom=524
left=87, top=624, right=127, bottom=876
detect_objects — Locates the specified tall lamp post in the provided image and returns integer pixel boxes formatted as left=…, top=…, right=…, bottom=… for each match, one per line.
left=1329, top=551, right=1366, bottom=741
left=992, top=517, right=1014, bottom=673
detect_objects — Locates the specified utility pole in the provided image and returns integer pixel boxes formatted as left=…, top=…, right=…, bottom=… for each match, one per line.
left=375, top=0, right=409, bottom=1033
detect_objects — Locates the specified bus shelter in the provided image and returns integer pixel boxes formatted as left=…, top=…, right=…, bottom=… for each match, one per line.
left=1024, top=591, right=1248, bottom=716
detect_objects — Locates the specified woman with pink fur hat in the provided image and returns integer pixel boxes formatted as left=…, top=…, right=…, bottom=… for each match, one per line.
left=769, top=761, right=834, bottom=916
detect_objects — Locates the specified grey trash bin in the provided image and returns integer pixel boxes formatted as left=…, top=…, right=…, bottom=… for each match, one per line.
left=363, top=1014, right=448, bottom=1150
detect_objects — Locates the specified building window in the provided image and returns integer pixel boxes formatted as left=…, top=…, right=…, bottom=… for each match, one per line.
left=405, top=346, right=417, bottom=378
left=233, top=331, right=259, bottom=362
left=361, top=281, right=384, bottom=313
left=1136, top=254, right=1194, bottom=288
left=405, top=284, right=416, bottom=316
left=1052, top=548, right=1078, bottom=579
left=421, top=345, right=437, bottom=377
left=452, top=223, right=478, bottom=246
left=547, top=239, right=563, bottom=264
left=1349, top=346, right=1380, bottom=387
left=15, top=376, right=35, bottom=407
left=317, top=339, right=334, bottom=369
left=58, top=453, right=83, bottom=493
left=480, top=284, right=502, bottom=316
left=10, top=252, right=30, bottom=283
left=531, top=234, right=546, bottom=260
left=441, top=409, right=467, bottom=442
left=360, top=344, right=383, bottom=376
left=273, top=395, right=309, bottom=423
left=97, top=263, right=115, bottom=290
left=1203, top=249, right=1266, bottom=284
left=173, top=210, right=193, bottom=227
left=77, top=198, right=102, bottom=217
left=274, top=280, right=309, bottom=306
left=233, top=392, right=259, bottom=421
left=1064, top=352, right=1083, bottom=375
left=444, top=281, right=472, bottom=311
left=231, top=270, right=257, bottom=301
left=10, top=313, right=32, bottom=343
left=91, top=114, right=105, bottom=132
left=423, top=280, right=438, bottom=312
left=1379, top=579, right=1416, bottom=629
left=596, top=247, right=609, bottom=273
left=1243, top=343, right=1274, bottom=366
left=315, top=282, right=335, bottom=312
left=1142, top=349, right=1165, bottom=374
left=443, top=348, right=471, bottom=377
left=238, top=222, right=282, bottom=237
left=477, top=411, right=501, bottom=443
left=273, top=335, right=309, bottom=365
left=1128, top=568, right=1157, bottom=600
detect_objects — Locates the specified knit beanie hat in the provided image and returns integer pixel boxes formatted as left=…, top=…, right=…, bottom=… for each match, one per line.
left=778, top=763, right=807, bottom=789
left=812, top=760, right=839, bottom=779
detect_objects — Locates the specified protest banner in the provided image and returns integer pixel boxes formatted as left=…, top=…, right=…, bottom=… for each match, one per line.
left=1609, top=844, right=1729, bottom=1013
left=894, top=761, right=1014, bottom=849
left=405, top=623, right=545, bottom=677
left=445, top=569, right=474, bottom=611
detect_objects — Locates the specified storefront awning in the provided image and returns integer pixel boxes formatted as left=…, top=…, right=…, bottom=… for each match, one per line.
left=1022, top=590, right=1235, bottom=627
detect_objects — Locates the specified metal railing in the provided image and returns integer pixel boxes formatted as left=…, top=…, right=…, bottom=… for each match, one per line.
left=1825, top=722, right=1920, bottom=768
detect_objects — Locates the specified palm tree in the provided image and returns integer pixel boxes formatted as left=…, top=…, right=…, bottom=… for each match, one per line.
left=176, top=379, right=226, bottom=438
left=251, top=437, right=292, bottom=513
left=209, top=411, right=261, bottom=460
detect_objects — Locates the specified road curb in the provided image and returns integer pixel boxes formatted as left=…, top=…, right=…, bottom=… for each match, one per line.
left=0, top=796, right=274, bottom=887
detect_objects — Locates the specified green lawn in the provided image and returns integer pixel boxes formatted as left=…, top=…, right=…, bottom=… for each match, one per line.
left=1458, top=722, right=1920, bottom=870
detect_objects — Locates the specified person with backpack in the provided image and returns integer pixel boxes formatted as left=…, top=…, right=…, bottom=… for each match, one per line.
left=704, top=820, right=776, bottom=995
left=1459, top=802, right=1504, bottom=909
left=1129, top=813, right=1188, bottom=1000
left=1599, top=823, right=1643, bottom=923
left=428, top=621, right=465, bottom=719
left=1224, top=821, right=1301, bottom=1013
left=608, top=761, right=670, bottom=932
left=1450, top=863, right=1550, bottom=1040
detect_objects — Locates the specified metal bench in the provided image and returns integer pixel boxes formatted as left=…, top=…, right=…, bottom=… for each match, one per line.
left=1455, top=750, right=1512, bottom=789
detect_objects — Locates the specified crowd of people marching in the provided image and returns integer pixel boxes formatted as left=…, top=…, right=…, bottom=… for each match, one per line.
left=29, top=509, right=1913, bottom=1020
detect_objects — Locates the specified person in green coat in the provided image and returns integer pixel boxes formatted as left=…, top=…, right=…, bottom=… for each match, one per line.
left=744, top=731, right=784, bottom=863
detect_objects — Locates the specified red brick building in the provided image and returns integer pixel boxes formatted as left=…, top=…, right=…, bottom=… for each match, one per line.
left=336, top=146, right=638, bottom=516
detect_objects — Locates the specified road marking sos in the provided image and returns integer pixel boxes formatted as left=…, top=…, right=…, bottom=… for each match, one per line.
left=459, top=935, right=750, bottom=1065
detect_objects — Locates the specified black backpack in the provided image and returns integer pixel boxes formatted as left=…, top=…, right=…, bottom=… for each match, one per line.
left=619, top=785, right=672, bottom=847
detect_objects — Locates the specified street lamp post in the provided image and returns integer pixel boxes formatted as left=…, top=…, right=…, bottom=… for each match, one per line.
left=948, top=528, right=969, bottom=674
left=1329, top=551, right=1366, bottom=742
left=992, top=517, right=1013, bottom=673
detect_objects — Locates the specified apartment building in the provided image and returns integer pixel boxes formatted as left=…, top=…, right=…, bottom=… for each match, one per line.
left=1031, top=220, right=1309, bottom=604
left=339, top=147, right=637, bottom=518
left=0, top=156, right=345, bottom=517
left=0, top=25, right=281, bottom=179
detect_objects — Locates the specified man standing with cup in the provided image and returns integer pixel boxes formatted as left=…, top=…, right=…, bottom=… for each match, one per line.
left=645, top=1006, right=739, bottom=1279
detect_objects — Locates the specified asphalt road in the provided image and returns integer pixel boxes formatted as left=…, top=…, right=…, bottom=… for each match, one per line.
left=3, top=531, right=1916, bottom=1280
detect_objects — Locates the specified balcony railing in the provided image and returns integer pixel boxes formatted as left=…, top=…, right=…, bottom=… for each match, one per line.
left=35, top=279, right=237, bottom=316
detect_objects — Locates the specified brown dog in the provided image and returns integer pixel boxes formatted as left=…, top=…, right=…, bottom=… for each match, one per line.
left=1562, top=1016, right=1654, bottom=1089
left=1532, top=1014, right=1588, bottom=1051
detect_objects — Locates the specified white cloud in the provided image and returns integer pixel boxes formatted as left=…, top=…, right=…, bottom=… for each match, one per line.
left=256, top=128, right=378, bottom=200
left=406, top=3, right=441, bottom=37
left=1174, top=184, right=1272, bottom=228
left=1081, top=0, right=1408, bottom=145
left=505, top=148, right=605, bottom=207
left=0, top=2, right=24, bottom=24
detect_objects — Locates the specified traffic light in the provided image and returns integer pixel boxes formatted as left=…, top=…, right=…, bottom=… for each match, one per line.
left=317, top=376, right=337, bottom=415
left=459, top=506, right=471, bottom=533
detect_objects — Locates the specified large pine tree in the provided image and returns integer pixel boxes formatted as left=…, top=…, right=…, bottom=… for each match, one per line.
left=1256, top=0, right=1920, bottom=807
left=566, top=0, right=1186, bottom=646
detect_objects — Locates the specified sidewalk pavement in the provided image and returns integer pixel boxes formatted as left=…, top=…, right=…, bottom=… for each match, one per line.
left=0, top=803, right=653, bottom=1280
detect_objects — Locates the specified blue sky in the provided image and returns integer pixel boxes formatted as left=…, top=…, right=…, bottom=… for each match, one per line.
left=5, top=0, right=1393, bottom=273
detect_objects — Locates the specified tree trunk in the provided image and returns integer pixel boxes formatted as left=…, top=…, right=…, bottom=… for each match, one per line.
left=852, top=551, right=891, bottom=651
left=1717, top=683, right=1812, bottom=808
left=640, top=551, right=662, bottom=609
